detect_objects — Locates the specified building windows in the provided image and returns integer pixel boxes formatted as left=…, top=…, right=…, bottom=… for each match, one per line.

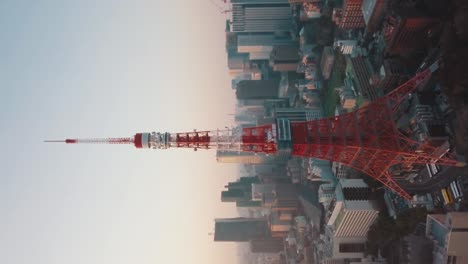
left=339, top=243, right=366, bottom=253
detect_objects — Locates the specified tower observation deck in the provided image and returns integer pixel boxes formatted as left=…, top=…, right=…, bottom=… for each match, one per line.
left=48, top=62, right=465, bottom=199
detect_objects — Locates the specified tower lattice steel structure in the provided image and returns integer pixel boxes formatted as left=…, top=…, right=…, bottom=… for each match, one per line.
left=48, top=62, right=465, bottom=199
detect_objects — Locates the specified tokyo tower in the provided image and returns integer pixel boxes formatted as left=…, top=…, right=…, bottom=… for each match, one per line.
left=47, top=62, right=465, bottom=199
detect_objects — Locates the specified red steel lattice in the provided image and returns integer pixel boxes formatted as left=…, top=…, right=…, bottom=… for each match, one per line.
left=288, top=66, right=461, bottom=199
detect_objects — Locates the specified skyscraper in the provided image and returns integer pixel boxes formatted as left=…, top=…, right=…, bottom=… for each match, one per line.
left=236, top=79, right=280, bottom=100
left=362, top=0, right=385, bottom=33
left=383, top=15, right=437, bottom=56
left=221, top=176, right=259, bottom=202
left=250, top=238, right=284, bottom=253
left=231, top=0, right=292, bottom=33
left=214, top=218, right=270, bottom=242
left=324, top=179, right=379, bottom=261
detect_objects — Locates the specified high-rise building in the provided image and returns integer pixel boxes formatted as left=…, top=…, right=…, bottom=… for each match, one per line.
left=383, top=15, right=437, bottom=55
left=231, top=1, right=292, bottom=33
left=328, top=179, right=378, bottom=237
left=236, top=79, right=280, bottom=100
left=361, top=0, right=385, bottom=33
left=345, top=56, right=381, bottom=105
left=236, top=200, right=262, bottom=207
left=221, top=177, right=260, bottom=206
left=426, top=212, right=468, bottom=264
left=273, top=107, right=323, bottom=121
left=225, top=21, right=238, bottom=53
left=339, top=0, right=365, bottom=29
left=216, top=150, right=278, bottom=164
left=269, top=44, right=300, bottom=72
left=252, top=183, right=276, bottom=201
left=324, top=179, right=379, bottom=261
left=237, top=33, right=294, bottom=61
left=214, top=217, right=270, bottom=242
left=250, top=238, right=284, bottom=253
left=227, top=51, right=250, bottom=71
left=378, top=59, right=407, bottom=94
left=320, top=46, right=335, bottom=80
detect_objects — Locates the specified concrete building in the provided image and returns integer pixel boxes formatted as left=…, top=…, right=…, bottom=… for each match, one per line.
left=236, top=79, right=280, bottom=100
left=377, top=59, right=407, bottom=94
left=324, top=179, right=379, bottom=261
left=321, top=46, right=335, bottom=80
left=270, top=211, right=292, bottom=237
left=216, top=150, right=279, bottom=164
left=334, top=40, right=358, bottom=55
left=339, top=77, right=358, bottom=111
left=250, top=238, right=284, bottom=253
left=214, top=217, right=270, bottom=242
left=361, top=0, right=385, bottom=33
left=269, top=44, right=300, bottom=72
left=345, top=56, right=380, bottom=105
left=273, top=107, right=323, bottom=121
left=252, top=183, right=276, bottom=201
left=426, top=213, right=468, bottom=264
left=339, top=0, right=365, bottom=29
left=311, top=159, right=338, bottom=205
left=383, top=15, right=437, bottom=56
left=227, top=51, right=250, bottom=71
left=231, top=1, right=292, bottom=33
left=237, top=33, right=294, bottom=60
left=221, top=176, right=259, bottom=203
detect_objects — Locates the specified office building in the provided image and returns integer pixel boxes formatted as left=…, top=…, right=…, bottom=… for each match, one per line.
left=339, top=0, right=365, bottom=29
left=339, top=77, right=357, bottom=111
left=345, top=56, right=381, bottom=104
left=236, top=79, right=280, bottom=100
left=216, top=150, right=278, bottom=164
left=327, top=180, right=377, bottom=237
left=324, top=179, right=379, bottom=261
left=426, top=213, right=468, bottom=264
left=221, top=176, right=259, bottom=202
left=252, top=183, right=276, bottom=201
left=361, top=0, right=385, bottom=33
left=250, top=238, right=284, bottom=253
left=378, top=59, right=407, bottom=94
left=321, top=46, right=335, bottom=80
left=231, top=1, right=293, bottom=33
left=269, top=44, right=300, bottom=72
left=214, top=217, right=270, bottom=242
left=236, top=200, right=262, bottom=207
left=237, top=33, right=294, bottom=60
left=383, top=15, right=437, bottom=55
left=227, top=51, right=250, bottom=71
left=225, top=21, right=238, bottom=53
left=273, top=107, right=323, bottom=121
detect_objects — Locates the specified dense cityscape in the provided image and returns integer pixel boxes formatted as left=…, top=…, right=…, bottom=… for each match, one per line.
left=211, top=0, right=468, bottom=263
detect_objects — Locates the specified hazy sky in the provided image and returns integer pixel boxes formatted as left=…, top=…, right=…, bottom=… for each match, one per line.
left=1, top=1, right=241, bottom=263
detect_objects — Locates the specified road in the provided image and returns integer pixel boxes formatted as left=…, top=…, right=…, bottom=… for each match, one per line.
left=401, top=165, right=468, bottom=194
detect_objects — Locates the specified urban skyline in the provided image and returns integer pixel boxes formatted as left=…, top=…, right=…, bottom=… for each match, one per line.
left=3, top=0, right=468, bottom=264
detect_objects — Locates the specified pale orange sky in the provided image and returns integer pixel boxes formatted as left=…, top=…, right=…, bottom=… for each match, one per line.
left=1, top=1, right=241, bottom=264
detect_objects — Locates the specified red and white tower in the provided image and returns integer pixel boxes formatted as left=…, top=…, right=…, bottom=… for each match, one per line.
left=48, top=62, right=465, bottom=199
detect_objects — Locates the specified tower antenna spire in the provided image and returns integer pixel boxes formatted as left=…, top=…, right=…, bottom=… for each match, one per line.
left=49, top=62, right=466, bottom=199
